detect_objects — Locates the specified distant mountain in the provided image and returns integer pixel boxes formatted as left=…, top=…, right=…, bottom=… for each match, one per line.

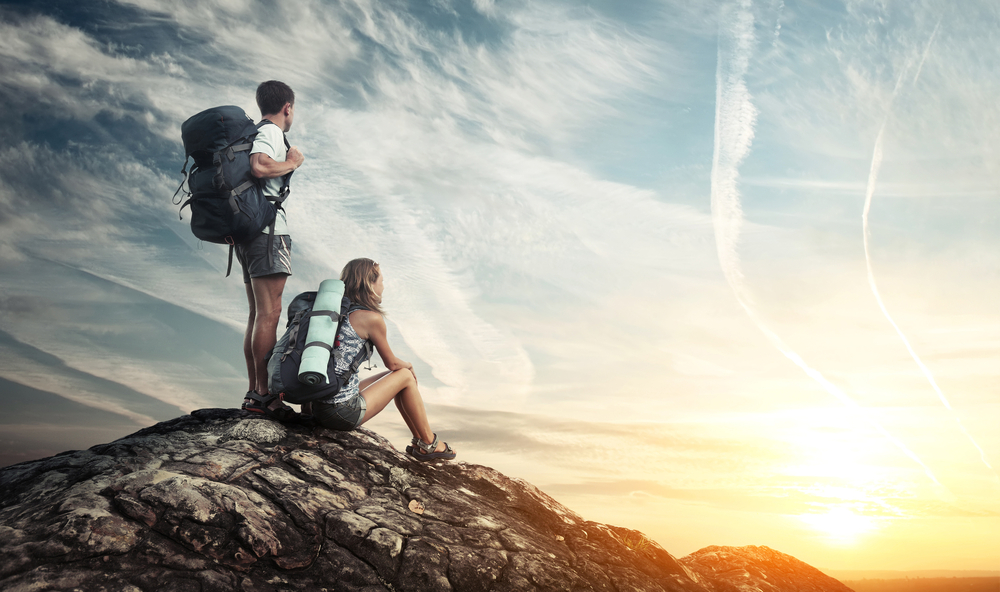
left=681, top=545, right=855, bottom=592
left=1, top=409, right=859, bottom=591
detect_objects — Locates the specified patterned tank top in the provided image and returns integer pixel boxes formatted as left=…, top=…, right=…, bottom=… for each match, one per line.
left=320, top=311, right=371, bottom=405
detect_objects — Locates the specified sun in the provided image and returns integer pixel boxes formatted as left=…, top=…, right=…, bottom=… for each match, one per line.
left=797, top=507, right=877, bottom=544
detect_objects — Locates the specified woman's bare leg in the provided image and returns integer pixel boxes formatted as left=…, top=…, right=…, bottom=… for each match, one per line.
left=306, top=369, right=395, bottom=417
left=357, top=371, right=419, bottom=434
left=359, top=371, right=393, bottom=391
left=358, top=369, right=450, bottom=453
left=362, top=372, right=420, bottom=437
left=393, top=396, right=416, bottom=437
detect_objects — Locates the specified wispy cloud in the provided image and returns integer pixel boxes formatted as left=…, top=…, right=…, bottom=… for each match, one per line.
left=0, top=0, right=720, bottom=418
left=710, top=0, right=949, bottom=492
left=858, top=19, right=995, bottom=474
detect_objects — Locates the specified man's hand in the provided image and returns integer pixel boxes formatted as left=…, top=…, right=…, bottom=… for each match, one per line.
left=287, top=146, right=305, bottom=170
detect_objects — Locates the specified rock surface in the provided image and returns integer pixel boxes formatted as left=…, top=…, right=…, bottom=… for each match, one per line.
left=680, top=545, right=856, bottom=592
left=0, top=409, right=854, bottom=592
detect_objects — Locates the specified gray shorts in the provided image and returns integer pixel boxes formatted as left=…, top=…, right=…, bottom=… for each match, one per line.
left=313, top=394, right=367, bottom=431
left=235, top=234, right=292, bottom=284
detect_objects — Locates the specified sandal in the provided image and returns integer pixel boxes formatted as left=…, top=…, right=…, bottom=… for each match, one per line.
left=406, top=433, right=456, bottom=462
left=243, top=391, right=299, bottom=422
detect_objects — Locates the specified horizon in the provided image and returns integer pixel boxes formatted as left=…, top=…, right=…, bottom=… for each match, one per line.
left=824, top=569, right=1000, bottom=579
left=0, top=0, right=997, bottom=573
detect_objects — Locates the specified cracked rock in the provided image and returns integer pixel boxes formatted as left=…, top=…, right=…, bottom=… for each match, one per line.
left=0, top=409, right=854, bottom=592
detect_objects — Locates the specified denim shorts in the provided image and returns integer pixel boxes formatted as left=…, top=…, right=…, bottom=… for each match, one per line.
left=313, top=394, right=367, bottom=431
left=235, top=234, right=292, bottom=284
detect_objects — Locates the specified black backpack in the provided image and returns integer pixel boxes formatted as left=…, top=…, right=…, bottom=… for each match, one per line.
left=267, top=291, right=374, bottom=405
left=172, top=105, right=292, bottom=276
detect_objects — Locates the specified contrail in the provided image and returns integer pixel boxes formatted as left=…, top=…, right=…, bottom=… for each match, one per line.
left=710, top=0, right=947, bottom=490
left=861, top=22, right=995, bottom=472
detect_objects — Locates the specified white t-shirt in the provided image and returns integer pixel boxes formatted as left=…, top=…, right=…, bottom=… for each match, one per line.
left=250, top=122, right=289, bottom=236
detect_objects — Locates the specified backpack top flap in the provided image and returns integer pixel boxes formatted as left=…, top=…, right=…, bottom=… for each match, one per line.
left=181, top=106, right=256, bottom=166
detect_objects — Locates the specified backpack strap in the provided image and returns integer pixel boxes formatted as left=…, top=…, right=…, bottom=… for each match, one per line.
left=302, top=340, right=335, bottom=353
left=347, top=340, right=374, bottom=376
left=276, top=133, right=292, bottom=204
left=178, top=197, right=193, bottom=220
left=280, top=308, right=310, bottom=361
left=306, top=309, right=343, bottom=320
left=300, top=308, right=345, bottom=352
left=256, top=119, right=292, bottom=268
left=225, top=239, right=236, bottom=277
left=257, top=119, right=293, bottom=206
left=229, top=178, right=256, bottom=198
left=333, top=339, right=373, bottom=391
left=224, top=142, right=253, bottom=161
left=341, top=301, right=374, bottom=377
left=170, top=154, right=191, bottom=210
left=172, top=155, right=191, bottom=217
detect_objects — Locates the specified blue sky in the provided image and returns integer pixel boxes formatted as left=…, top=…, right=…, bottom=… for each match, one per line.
left=0, top=0, right=997, bottom=571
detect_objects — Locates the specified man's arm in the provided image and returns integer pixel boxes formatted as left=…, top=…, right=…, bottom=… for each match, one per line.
left=250, top=147, right=304, bottom=179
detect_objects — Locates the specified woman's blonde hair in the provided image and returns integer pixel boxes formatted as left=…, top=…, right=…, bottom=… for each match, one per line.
left=340, top=258, right=383, bottom=314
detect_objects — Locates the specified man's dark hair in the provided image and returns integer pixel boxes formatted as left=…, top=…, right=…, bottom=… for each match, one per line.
left=256, top=80, right=295, bottom=116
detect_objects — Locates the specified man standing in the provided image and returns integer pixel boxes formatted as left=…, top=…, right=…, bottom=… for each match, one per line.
left=239, top=80, right=305, bottom=418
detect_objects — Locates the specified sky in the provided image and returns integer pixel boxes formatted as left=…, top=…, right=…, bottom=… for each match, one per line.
left=0, top=0, right=998, bottom=573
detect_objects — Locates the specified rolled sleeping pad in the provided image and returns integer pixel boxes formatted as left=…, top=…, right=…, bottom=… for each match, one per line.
left=297, top=279, right=345, bottom=386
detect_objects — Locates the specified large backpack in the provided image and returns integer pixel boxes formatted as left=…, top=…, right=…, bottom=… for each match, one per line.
left=267, top=291, right=374, bottom=405
left=172, top=105, right=292, bottom=276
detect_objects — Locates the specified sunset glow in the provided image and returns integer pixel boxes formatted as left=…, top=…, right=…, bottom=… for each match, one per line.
left=799, top=507, right=880, bottom=545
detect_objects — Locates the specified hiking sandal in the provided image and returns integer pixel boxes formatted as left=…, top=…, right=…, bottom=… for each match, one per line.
left=406, top=433, right=457, bottom=462
left=244, top=391, right=299, bottom=422
left=241, top=390, right=255, bottom=410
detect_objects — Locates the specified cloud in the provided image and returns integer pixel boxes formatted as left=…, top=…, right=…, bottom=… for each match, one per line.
left=0, top=0, right=721, bottom=418
left=0, top=331, right=160, bottom=426
left=0, top=255, right=250, bottom=420
left=0, top=376, right=146, bottom=466
left=367, top=400, right=999, bottom=522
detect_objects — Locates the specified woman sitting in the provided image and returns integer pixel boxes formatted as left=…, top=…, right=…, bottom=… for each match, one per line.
left=311, top=258, right=456, bottom=461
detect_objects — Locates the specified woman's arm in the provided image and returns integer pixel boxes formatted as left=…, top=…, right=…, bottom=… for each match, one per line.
left=353, top=311, right=415, bottom=378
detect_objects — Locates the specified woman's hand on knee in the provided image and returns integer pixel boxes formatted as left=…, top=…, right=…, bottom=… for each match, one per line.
left=392, top=367, right=417, bottom=387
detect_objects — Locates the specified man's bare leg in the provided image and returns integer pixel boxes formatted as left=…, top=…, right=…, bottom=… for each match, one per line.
left=243, top=282, right=257, bottom=395
left=243, top=273, right=287, bottom=411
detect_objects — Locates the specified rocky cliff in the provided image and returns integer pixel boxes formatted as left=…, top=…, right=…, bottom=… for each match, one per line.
left=0, top=409, right=854, bottom=592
